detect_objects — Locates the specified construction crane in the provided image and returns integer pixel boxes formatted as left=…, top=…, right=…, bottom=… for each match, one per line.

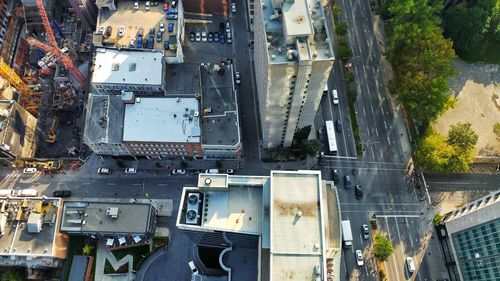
left=0, top=58, right=40, bottom=114
left=26, top=0, right=85, bottom=87
left=46, top=116, right=58, bottom=143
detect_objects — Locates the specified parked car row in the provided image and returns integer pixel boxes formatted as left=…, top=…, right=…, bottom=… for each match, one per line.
left=97, top=167, right=235, bottom=175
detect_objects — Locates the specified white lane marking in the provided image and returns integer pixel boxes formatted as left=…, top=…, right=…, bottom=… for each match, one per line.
left=323, top=165, right=404, bottom=171
left=375, top=128, right=379, bottom=136
left=381, top=106, right=385, bottom=115
left=377, top=215, right=421, bottom=218
left=385, top=217, right=401, bottom=281
left=394, top=217, right=406, bottom=279
left=107, top=183, right=116, bottom=186
left=340, top=203, right=421, bottom=206
left=132, top=183, right=142, bottom=186
left=370, top=105, right=374, bottom=114
left=370, top=146, right=375, bottom=159
left=82, top=182, right=91, bottom=185
left=384, top=120, right=388, bottom=129
left=323, top=155, right=358, bottom=160
left=405, top=217, right=414, bottom=248
left=427, top=181, right=488, bottom=185
left=387, top=136, right=391, bottom=144
left=379, top=148, right=383, bottom=159
left=360, top=233, right=363, bottom=245
left=158, top=183, right=168, bottom=186
left=363, top=106, right=366, bottom=117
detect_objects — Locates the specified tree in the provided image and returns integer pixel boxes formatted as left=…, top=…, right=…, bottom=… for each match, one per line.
left=82, top=244, right=94, bottom=256
left=1, top=270, right=24, bottom=281
left=373, top=234, right=393, bottom=261
left=337, top=43, right=353, bottom=61
left=494, top=122, right=500, bottom=138
left=292, top=126, right=312, bottom=148
left=335, top=22, right=348, bottom=36
left=447, top=123, right=478, bottom=151
left=414, top=133, right=453, bottom=172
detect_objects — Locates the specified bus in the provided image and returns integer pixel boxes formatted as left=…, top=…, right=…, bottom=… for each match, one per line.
left=325, top=120, right=338, bottom=155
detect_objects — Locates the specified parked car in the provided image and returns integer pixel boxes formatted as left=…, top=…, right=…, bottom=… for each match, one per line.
left=171, top=0, right=177, bottom=8
left=227, top=36, right=232, bottom=44
left=335, top=119, right=342, bottom=133
left=235, top=72, right=241, bottom=85
left=145, top=1, right=150, bottom=10
left=156, top=31, right=163, bottom=42
left=149, top=28, right=156, bottom=37
left=125, top=168, right=137, bottom=174
left=195, top=32, right=201, bottom=42
left=171, top=169, right=186, bottom=175
left=205, top=169, right=220, bottom=174
left=189, top=32, right=195, bottom=42
left=134, top=2, right=139, bottom=10
left=147, top=37, right=154, bottom=48
left=163, top=3, right=168, bottom=11
left=159, top=22, right=165, bottom=33
left=219, top=22, right=225, bottom=33
left=332, top=89, right=339, bottom=104
left=188, top=261, right=199, bottom=275
left=226, top=21, right=231, bottom=33
left=214, top=32, right=219, bottom=42
left=225, top=169, right=234, bottom=174
left=356, top=250, right=364, bottom=266
left=18, top=189, right=38, bottom=197
left=168, top=22, right=174, bottom=32
left=129, top=38, right=136, bottom=47
left=344, top=175, right=352, bottom=189
left=231, top=3, right=236, bottom=13
left=318, top=152, right=326, bottom=166
left=23, top=167, right=37, bottom=174
left=362, top=224, right=370, bottom=239
left=105, top=26, right=112, bottom=38
left=98, top=26, right=105, bottom=34
left=166, top=14, right=178, bottom=20
left=137, top=27, right=144, bottom=37
left=166, top=9, right=178, bottom=15
left=332, top=169, right=339, bottom=184
left=201, top=31, right=207, bottom=42
left=164, top=41, right=170, bottom=49
left=406, top=257, right=416, bottom=273
left=142, top=37, right=148, bottom=48
left=219, top=33, right=225, bottom=44
left=208, top=32, right=213, bottom=42
left=53, top=190, right=71, bottom=197
left=97, top=168, right=112, bottom=175
left=136, top=37, right=143, bottom=48
left=355, top=185, right=363, bottom=199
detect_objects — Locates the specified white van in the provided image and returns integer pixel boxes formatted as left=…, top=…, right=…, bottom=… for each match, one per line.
left=17, top=189, right=38, bottom=197
left=406, top=257, right=415, bottom=273
left=0, top=189, right=15, bottom=197
left=323, top=85, right=329, bottom=96
left=332, top=89, right=339, bottom=104
left=188, top=261, right=199, bottom=275
left=205, top=169, right=220, bottom=174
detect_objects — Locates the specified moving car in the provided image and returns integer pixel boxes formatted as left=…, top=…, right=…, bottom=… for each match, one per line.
left=159, top=22, right=165, bottom=33
left=188, top=261, right=199, bottom=275
left=362, top=224, right=370, bottom=239
left=98, top=26, right=105, bottom=34
left=201, top=31, right=207, bottom=42
left=166, top=9, right=178, bottom=15
left=171, top=169, right=186, bottom=175
left=235, top=72, right=241, bottom=85
left=318, top=152, right=326, bottom=166
left=23, top=167, right=37, bottom=174
left=171, top=0, right=177, bottom=8
left=335, top=120, right=342, bottom=133
left=0, top=190, right=15, bottom=196
left=53, top=190, right=71, bottom=197
left=356, top=250, right=364, bottom=266
left=226, top=21, right=231, bottom=33
left=406, top=257, right=416, bottom=273
left=118, top=25, right=125, bottom=37
left=195, top=32, right=201, bottom=42
left=355, top=185, right=363, bottom=199
left=166, top=14, right=178, bottom=20
left=125, top=168, right=137, bottom=174
left=227, top=36, right=232, bottom=44
left=97, top=168, right=112, bottom=175
left=344, top=175, right=352, bottom=189
left=332, top=89, right=339, bottom=104
left=231, top=3, right=236, bottom=13
left=168, top=22, right=174, bottom=32
left=189, top=32, right=195, bottom=42
left=332, top=169, right=340, bottom=184
left=18, top=189, right=38, bottom=197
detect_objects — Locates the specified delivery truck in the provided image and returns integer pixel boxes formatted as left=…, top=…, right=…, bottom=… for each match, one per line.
left=342, top=220, right=353, bottom=248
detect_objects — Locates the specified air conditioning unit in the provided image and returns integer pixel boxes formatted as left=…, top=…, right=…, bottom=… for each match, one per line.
left=185, top=193, right=201, bottom=225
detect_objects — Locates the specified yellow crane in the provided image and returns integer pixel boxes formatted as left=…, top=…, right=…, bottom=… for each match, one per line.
left=0, top=58, right=34, bottom=97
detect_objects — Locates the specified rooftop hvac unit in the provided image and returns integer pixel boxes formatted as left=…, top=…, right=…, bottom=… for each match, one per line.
left=106, top=207, right=119, bottom=219
left=67, top=219, right=82, bottom=224
left=185, top=210, right=198, bottom=225
left=185, top=193, right=201, bottom=225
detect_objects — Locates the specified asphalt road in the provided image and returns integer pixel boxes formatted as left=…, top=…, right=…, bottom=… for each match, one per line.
left=425, top=172, right=500, bottom=191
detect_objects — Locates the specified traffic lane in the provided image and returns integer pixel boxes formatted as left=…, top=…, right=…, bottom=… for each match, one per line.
left=379, top=216, right=407, bottom=281
left=425, top=173, right=500, bottom=191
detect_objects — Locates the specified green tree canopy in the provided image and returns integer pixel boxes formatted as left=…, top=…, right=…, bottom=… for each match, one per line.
left=1, top=270, right=25, bottom=281
left=373, top=234, right=394, bottom=261
left=447, top=122, right=478, bottom=151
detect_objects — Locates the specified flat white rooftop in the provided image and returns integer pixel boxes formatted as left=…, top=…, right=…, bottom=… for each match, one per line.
left=270, top=170, right=326, bottom=281
left=123, top=97, right=201, bottom=143
left=282, top=0, right=313, bottom=38
left=92, top=48, right=163, bottom=85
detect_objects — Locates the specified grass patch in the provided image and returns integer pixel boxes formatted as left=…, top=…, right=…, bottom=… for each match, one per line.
left=104, top=260, right=129, bottom=274
left=109, top=245, right=150, bottom=271
left=458, top=36, right=500, bottom=64
left=346, top=89, right=363, bottom=155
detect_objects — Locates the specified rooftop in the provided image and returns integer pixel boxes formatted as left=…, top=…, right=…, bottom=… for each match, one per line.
left=60, top=201, right=154, bottom=234
left=92, top=48, right=164, bottom=85
left=0, top=100, right=37, bottom=158
left=199, top=63, right=240, bottom=146
left=96, top=0, right=178, bottom=51
left=270, top=170, right=326, bottom=281
left=123, top=97, right=201, bottom=143
left=262, top=0, right=333, bottom=63
left=83, top=93, right=124, bottom=145
left=165, top=64, right=201, bottom=95
left=0, top=197, right=63, bottom=259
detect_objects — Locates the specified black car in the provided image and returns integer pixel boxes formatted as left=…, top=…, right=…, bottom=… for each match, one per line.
left=189, top=32, right=195, bottom=42
left=332, top=169, right=339, bottom=184
left=219, top=22, right=225, bottom=33
left=318, top=152, right=326, bottom=166
left=142, top=37, right=149, bottom=48
left=164, top=41, right=170, bottom=50
left=104, top=26, right=112, bottom=38
left=344, top=175, right=353, bottom=189
left=335, top=120, right=342, bottom=133
left=355, top=185, right=363, bottom=199
left=53, top=190, right=71, bottom=197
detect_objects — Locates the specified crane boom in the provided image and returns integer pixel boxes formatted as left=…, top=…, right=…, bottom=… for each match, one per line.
left=0, top=58, right=34, bottom=97
left=35, top=0, right=58, bottom=48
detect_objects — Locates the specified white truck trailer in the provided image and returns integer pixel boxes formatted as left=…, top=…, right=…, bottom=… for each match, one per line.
left=342, top=220, right=353, bottom=248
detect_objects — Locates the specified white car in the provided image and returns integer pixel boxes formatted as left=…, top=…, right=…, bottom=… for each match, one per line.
left=145, top=1, right=150, bottom=10
left=23, top=167, right=37, bottom=174
left=97, top=168, right=112, bottom=175
left=188, top=261, right=199, bottom=275
left=98, top=26, right=105, bottom=34
left=201, top=31, right=207, bottom=42
left=134, top=2, right=139, bottom=10
left=171, top=169, right=186, bottom=175
left=159, top=22, right=165, bottom=33
left=195, top=32, right=201, bottom=42
left=355, top=250, right=364, bottom=266
left=231, top=3, right=236, bottom=13
left=235, top=72, right=241, bottom=85
left=362, top=224, right=370, bottom=239
left=225, top=169, right=234, bottom=174
left=406, top=257, right=415, bottom=273
left=332, top=89, right=339, bottom=104
left=118, top=25, right=125, bottom=37
left=125, top=168, right=137, bottom=174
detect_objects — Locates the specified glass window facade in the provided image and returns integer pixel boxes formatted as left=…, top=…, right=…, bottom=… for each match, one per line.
left=452, top=218, right=500, bottom=281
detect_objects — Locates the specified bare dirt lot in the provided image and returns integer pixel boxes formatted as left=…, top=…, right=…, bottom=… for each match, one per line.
left=432, top=59, right=500, bottom=158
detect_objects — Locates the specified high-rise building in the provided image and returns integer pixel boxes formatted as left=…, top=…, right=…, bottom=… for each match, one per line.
left=68, top=0, right=97, bottom=30
left=437, top=190, right=500, bottom=281
left=254, top=0, right=334, bottom=148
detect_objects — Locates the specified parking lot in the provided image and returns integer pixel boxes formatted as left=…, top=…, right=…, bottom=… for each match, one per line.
left=183, top=16, right=233, bottom=63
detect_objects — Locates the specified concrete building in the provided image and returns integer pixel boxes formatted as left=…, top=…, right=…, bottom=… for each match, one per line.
left=91, top=48, right=166, bottom=95
left=94, top=0, right=185, bottom=64
left=68, top=0, right=97, bottom=30
left=0, top=96, right=37, bottom=159
left=60, top=201, right=157, bottom=238
left=0, top=196, right=67, bottom=269
left=437, top=190, right=500, bottom=281
left=176, top=170, right=341, bottom=281
left=254, top=0, right=334, bottom=148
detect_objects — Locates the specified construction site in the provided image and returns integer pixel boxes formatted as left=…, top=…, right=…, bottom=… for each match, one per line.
left=0, top=0, right=94, bottom=164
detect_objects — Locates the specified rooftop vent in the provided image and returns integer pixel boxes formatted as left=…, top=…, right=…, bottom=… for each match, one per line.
left=129, top=63, right=137, bottom=72
left=204, top=178, right=212, bottom=185
left=111, top=63, right=120, bottom=71
left=106, top=207, right=119, bottom=219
